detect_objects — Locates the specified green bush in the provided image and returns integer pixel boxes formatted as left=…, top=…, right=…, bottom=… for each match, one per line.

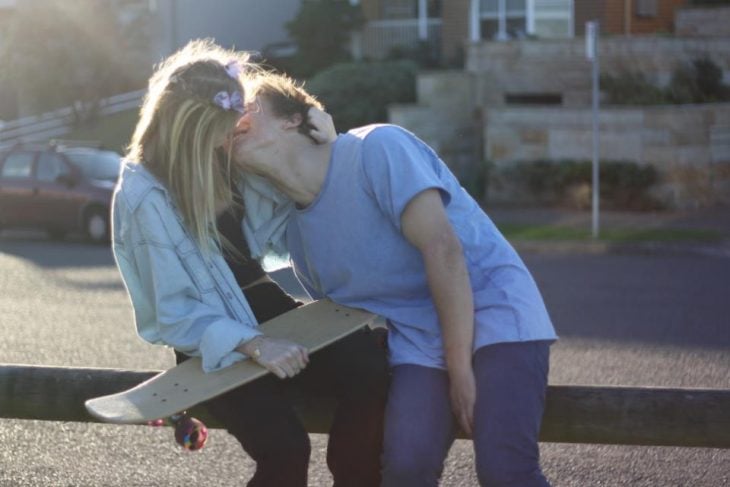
left=500, top=160, right=660, bottom=210
left=668, top=58, right=729, bottom=103
left=386, top=41, right=441, bottom=69
left=600, top=72, right=670, bottom=105
left=460, top=160, right=493, bottom=203
left=284, top=0, right=363, bottom=79
left=306, top=61, right=418, bottom=132
left=601, top=58, right=730, bottom=106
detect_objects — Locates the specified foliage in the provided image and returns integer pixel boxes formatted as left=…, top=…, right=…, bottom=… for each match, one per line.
left=285, top=0, right=364, bottom=79
left=601, top=58, right=730, bottom=105
left=667, top=58, right=729, bottom=103
left=500, top=160, right=661, bottom=210
left=0, top=0, right=151, bottom=122
left=461, top=160, right=493, bottom=203
left=385, top=41, right=442, bottom=69
left=306, top=61, right=418, bottom=132
left=600, top=72, right=669, bottom=105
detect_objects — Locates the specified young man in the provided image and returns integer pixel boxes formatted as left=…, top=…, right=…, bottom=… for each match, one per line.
left=233, top=73, right=557, bottom=486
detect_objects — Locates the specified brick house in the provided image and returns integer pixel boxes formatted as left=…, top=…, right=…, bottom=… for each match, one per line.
left=575, top=0, right=689, bottom=36
left=356, top=0, right=691, bottom=63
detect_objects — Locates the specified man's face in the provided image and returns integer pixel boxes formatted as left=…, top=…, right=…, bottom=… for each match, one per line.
left=231, top=95, right=286, bottom=175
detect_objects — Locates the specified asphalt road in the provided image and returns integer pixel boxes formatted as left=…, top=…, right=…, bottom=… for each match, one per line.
left=0, top=232, right=728, bottom=486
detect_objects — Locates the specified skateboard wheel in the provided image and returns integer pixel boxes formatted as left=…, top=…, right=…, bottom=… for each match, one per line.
left=147, top=418, right=165, bottom=427
left=174, top=416, right=208, bottom=451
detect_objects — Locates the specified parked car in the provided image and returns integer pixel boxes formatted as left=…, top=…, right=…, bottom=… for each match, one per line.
left=0, top=143, right=121, bottom=243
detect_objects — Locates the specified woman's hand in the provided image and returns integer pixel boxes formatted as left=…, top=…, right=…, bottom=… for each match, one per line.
left=306, top=107, right=336, bottom=144
left=450, top=366, right=476, bottom=437
left=238, top=336, right=309, bottom=379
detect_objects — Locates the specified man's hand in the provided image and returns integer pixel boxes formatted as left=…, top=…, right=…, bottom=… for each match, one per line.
left=306, top=107, right=336, bottom=144
left=450, top=366, right=476, bottom=437
left=238, top=336, right=309, bottom=379
left=401, top=188, right=477, bottom=435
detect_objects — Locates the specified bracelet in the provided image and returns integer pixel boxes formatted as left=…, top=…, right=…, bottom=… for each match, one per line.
left=250, top=336, right=263, bottom=360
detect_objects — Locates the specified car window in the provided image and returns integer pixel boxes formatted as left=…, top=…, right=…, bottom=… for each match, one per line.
left=0, top=152, right=35, bottom=179
left=63, top=149, right=121, bottom=181
left=36, top=152, right=70, bottom=182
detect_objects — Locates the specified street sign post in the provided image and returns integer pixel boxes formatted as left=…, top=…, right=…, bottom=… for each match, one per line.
left=586, top=21, right=600, bottom=239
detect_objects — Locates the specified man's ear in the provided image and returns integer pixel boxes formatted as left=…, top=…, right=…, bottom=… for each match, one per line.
left=282, top=112, right=303, bottom=130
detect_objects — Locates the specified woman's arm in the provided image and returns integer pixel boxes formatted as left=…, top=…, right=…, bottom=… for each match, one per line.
left=306, top=107, right=336, bottom=144
left=401, top=188, right=476, bottom=436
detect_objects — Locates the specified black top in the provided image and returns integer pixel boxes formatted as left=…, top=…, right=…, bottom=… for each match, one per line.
left=216, top=191, right=301, bottom=323
left=216, top=194, right=266, bottom=288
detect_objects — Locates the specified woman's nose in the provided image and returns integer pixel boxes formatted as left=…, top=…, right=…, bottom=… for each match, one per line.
left=235, top=114, right=251, bottom=134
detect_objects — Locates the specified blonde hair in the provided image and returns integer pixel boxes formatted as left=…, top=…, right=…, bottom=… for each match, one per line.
left=127, top=39, right=254, bottom=254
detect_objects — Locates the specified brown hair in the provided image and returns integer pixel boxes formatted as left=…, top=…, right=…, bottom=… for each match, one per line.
left=245, top=73, right=324, bottom=139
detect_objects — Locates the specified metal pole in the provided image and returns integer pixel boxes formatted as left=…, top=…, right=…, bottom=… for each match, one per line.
left=587, top=21, right=600, bottom=239
left=497, top=0, right=508, bottom=41
left=469, top=0, right=481, bottom=42
left=418, top=0, right=428, bottom=41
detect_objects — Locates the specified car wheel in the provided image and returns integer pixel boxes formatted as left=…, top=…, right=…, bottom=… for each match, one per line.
left=85, top=209, right=109, bottom=243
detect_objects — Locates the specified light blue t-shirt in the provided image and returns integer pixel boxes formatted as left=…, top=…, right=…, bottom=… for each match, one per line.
left=286, top=125, right=557, bottom=369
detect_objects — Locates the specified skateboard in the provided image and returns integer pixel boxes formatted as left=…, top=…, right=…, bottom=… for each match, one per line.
left=85, top=299, right=375, bottom=450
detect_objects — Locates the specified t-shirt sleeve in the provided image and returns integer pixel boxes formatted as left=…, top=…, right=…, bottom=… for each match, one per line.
left=360, top=126, right=451, bottom=231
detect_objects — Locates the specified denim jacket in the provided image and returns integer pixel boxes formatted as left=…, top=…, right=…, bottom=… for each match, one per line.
left=112, top=161, right=261, bottom=372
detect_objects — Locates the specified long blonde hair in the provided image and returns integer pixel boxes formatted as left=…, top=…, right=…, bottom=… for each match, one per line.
left=127, top=39, right=252, bottom=254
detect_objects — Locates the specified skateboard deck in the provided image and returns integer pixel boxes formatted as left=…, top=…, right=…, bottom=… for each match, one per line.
left=85, top=300, right=374, bottom=425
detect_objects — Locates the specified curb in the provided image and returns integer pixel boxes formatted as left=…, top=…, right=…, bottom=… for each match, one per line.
left=511, top=239, right=730, bottom=258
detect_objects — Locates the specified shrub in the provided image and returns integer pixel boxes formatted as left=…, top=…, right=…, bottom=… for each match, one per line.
left=499, top=160, right=661, bottom=210
left=306, top=61, right=418, bottom=132
left=284, top=0, right=364, bottom=79
left=602, top=58, right=730, bottom=106
left=460, top=160, right=493, bottom=203
left=668, top=58, right=729, bottom=103
left=600, top=72, right=669, bottom=105
left=386, top=41, right=441, bottom=69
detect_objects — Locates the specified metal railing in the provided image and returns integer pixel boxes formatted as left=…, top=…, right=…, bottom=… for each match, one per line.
left=0, top=90, right=145, bottom=146
left=361, top=18, right=442, bottom=60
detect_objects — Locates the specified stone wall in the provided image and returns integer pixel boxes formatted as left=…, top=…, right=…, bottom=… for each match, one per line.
left=389, top=37, right=730, bottom=209
left=675, top=6, right=730, bottom=37
left=466, top=36, right=730, bottom=107
left=389, top=70, right=480, bottom=182
left=484, top=103, right=730, bottom=208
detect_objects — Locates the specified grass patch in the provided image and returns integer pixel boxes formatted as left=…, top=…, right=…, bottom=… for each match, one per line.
left=64, top=109, right=138, bottom=154
left=498, top=224, right=725, bottom=243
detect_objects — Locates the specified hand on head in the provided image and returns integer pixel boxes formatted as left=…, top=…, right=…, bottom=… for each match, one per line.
left=306, top=107, right=336, bottom=144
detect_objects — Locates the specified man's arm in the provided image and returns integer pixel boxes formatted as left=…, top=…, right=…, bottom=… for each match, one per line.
left=401, top=188, right=476, bottom=435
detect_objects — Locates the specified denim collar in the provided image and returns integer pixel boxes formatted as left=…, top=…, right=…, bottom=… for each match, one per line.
left=118, top=161, right=170, bottom=211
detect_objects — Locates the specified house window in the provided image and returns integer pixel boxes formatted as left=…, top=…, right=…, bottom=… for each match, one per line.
left=381, top=0, right=441, bottom=19
left=636, top=0, right=658, bottom=18
left=480, top=0, right=527, bottom=39
left=480, top=0, right=527, bottom=17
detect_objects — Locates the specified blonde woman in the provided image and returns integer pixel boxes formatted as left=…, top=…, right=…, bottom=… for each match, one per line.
left=113, top=40, right=388, bottom=486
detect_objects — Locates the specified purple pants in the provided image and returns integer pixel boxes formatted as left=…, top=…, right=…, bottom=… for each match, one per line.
left=381, top=340, right=552, bottom=487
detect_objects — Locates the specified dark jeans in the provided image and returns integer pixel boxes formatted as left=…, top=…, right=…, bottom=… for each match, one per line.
left=381, top=340, right=552, bottom=487
left=176, top=283, right=389, bottom=487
